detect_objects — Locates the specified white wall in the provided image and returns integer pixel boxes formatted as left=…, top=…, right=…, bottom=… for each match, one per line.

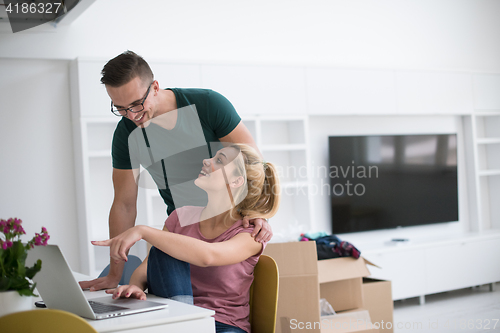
left=0, top=0, right=499, bottom=72
left=1, top=0, right=500, bottom=271
left=0, top=59, right=80, bottom=270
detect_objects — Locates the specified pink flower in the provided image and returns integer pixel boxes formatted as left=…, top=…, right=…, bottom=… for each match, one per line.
left=32, top=227, right=50, bottom=246
left=34, top=234, right=43, bottom=246
left=1, top=240, right=13, bottom=250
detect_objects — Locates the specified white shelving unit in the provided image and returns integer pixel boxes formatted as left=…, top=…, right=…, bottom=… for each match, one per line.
left=465, top=111, right=500, bottom=231
left=464, top=73, right=500, bottom=232
left=242, top=115, right=314, bottom=241
left=363, top=73, right=500, bottom=303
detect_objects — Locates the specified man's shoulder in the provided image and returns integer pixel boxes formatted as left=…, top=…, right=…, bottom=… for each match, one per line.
left=170, top=88, right=230, bottom=103
left=113, top=117, right=136, bottom=138
left=115, top=117, right=135, bottom=130
left=170, top=87, right=213, bottom=97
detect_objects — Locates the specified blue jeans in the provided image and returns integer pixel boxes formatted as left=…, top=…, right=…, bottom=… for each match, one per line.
left=147, top=247, right=246, bottom=333
left=215, top=321, right=247, bottom=333
left=147, top=246, right=193, bottom=304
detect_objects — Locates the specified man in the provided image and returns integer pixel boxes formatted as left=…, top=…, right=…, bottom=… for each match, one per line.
left=80, top=51, right=272, bottom=291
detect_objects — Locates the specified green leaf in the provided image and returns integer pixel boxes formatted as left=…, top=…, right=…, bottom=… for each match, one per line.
left=9, top=277, right=29, bottom=290
left=11, top=241, right=25, bottom=261
left=0, top=276, right=12, bottom=291
left=16, top=259, right=26, bottom=278
left=25, top=259, right=41, bottom=279
left=17, top=287, right=36, bottom=297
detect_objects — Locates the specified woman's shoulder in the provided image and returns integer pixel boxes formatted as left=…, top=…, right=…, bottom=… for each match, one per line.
left=221, top=219, right=254, bottom=238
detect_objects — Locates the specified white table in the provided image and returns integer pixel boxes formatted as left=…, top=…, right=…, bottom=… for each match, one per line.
left=82, top=290, right=215, bottom=333
left=33, top=272, right=216, bottom=333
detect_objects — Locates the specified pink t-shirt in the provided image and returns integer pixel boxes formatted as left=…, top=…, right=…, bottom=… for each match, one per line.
left=164, top=206, right=266, bottom=333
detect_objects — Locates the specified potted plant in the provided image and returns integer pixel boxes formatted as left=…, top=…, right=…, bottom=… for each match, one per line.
left=0, top=218, right=50, bottom=317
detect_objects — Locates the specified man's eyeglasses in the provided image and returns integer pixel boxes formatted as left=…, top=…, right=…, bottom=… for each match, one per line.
left=111, top=83, right=153, bottom=117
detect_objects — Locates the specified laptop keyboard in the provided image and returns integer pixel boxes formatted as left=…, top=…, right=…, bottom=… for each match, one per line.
left=88, top=300, right=129, bottom=314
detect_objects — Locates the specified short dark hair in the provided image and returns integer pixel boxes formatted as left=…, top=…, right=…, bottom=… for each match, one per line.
left=100, top=50, right=154, bottom=87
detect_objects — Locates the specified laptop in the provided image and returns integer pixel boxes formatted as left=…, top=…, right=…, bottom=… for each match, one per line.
left=26, top=244, right=168, bottom=320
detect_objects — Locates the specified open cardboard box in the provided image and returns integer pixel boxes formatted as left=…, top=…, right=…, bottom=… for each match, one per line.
left=318, top=255, right=378, bottom=312
left=264, top=241, right=388, bottom=333
left=264, top=241, right=321, bottom=333
left=362, top=278, right=394, bottom=333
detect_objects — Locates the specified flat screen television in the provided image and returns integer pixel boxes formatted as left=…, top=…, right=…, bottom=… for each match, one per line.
left=328, top=134, right=459, bottom=234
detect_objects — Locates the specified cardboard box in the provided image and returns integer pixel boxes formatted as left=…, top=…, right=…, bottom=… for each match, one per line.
left=362, top=278, right=394, bottom=333
left=264, top=241, right=321, bottom=333
left=264, top=241, right=385, bottom=333
left=321, top=309, right=379, bottom=333
left=318, top=257, right=374, bottom=312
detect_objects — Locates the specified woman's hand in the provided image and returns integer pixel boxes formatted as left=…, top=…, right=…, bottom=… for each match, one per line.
left=92, top=225, right=145, bottom=262
left=242, top=217, right=273, bottom=243
left=105, top=285, right=147, bottom=301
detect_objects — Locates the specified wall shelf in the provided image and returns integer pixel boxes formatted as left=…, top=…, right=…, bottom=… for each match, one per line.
left=476, top=138, right=500, bottom=144
left=478, top=170, right=500, bottom=177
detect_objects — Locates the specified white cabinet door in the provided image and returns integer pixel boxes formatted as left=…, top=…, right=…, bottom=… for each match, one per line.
left=473, top=74, right=500, bottom=110
left=75, top=59, right=111, bottom=118
left=424, top=238, right=500, bottom=294
left=306, top=68, right=397, bottom=115
left=363, top=249, right=426, bottom=300
left=152, top=63, right=202, bottom=89
left=200, top=64, right=307, bottom=116
left=395, top=71, right=473, bottom=115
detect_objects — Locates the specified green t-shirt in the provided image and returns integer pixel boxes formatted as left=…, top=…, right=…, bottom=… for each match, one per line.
left=111, top=88, right=241, bottom=215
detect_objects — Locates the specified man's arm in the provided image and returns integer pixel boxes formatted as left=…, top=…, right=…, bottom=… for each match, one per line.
left=79, top=168, right=139, bottom=291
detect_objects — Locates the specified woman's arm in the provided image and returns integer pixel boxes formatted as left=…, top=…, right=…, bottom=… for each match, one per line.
left=93, top=225, right=262, bottom=268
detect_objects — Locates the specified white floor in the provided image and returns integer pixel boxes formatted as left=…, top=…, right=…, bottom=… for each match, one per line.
left=392, top=282, right=500, bottom=332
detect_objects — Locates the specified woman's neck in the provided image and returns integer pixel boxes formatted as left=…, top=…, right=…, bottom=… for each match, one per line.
left=199, top=192, right=239, bottom=231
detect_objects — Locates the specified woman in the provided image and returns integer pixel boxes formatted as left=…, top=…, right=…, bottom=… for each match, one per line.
left=93, top=144, right=280, bottom=333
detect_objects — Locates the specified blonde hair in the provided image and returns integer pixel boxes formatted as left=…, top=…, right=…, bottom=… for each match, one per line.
left=226, top=144, right=281, bottom=221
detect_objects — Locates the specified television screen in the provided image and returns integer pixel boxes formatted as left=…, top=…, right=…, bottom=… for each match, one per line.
left=328, top=134, right=459, bottom=234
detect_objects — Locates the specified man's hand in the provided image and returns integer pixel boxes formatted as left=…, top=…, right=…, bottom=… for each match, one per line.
left=79, top=274, right=121, bottom=292
left=242, top=217, right=273, bottom=243
left=92, top=225, right=145, bottom=262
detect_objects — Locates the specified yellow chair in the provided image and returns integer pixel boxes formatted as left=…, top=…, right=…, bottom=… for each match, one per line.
left=249, top=254, right=279, bottom=333
left=0, top=309, right=98, bottom=333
